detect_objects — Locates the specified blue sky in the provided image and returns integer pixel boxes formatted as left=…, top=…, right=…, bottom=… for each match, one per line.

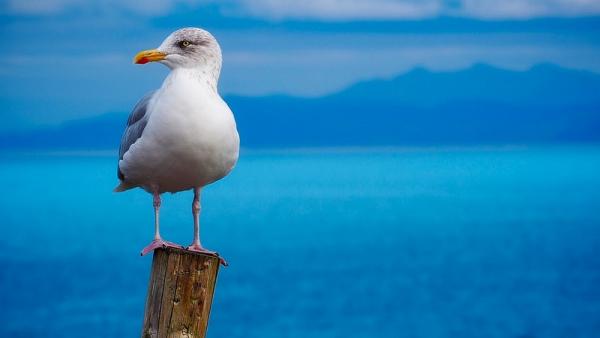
left=1, top=0, right=600, bottom=130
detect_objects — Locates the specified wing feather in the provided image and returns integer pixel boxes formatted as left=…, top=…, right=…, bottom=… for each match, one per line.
left=117, top=91, right=155, bottom=180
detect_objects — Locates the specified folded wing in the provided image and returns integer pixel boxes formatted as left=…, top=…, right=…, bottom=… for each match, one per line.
left=117, top=91, right=156, bottom=181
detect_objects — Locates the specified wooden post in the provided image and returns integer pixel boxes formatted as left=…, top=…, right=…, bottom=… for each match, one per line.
left=141, top=247, right=221, bottom=338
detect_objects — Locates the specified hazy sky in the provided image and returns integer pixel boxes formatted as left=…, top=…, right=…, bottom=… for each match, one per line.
left=1, top=0, right=600, bottom=130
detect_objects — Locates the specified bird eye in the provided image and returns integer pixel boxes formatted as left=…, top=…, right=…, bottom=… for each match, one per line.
left=179, top=40, right=191, bottom=48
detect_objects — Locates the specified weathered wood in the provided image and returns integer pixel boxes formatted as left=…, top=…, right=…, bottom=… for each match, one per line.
left=141, top=247, right=221, bottom=338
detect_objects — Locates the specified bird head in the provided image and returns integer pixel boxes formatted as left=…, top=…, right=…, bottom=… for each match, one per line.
left=133, top=27, right=222, bottom=70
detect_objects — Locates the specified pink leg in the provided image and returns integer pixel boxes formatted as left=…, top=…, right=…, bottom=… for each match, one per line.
left=140, top=190, right=179, bottom=256
left=186, top=188, right=228, bottom=266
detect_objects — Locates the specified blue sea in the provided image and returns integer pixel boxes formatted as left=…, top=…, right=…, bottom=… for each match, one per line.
left=1, top=146, right=599, bottom=337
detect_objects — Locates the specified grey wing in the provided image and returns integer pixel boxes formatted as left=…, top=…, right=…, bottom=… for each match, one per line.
left=117, top=90, right=156, bottom=180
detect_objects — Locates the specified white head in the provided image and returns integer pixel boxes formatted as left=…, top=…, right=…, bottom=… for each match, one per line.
left=133, top=27, right=222, bottom=77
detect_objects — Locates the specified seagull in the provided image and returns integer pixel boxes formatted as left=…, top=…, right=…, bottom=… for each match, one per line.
left=114, top=28, right=239, bottom=262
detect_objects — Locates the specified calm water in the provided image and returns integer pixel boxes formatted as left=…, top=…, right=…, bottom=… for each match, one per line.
left=1, top=147, right=599, bottom=337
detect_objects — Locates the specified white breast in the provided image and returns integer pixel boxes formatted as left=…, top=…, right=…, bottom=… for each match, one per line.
left=120, top=69, right=240, bottom=193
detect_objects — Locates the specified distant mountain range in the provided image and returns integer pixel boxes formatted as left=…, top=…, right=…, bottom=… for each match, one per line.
left=1, top=63, right=599, bottom=150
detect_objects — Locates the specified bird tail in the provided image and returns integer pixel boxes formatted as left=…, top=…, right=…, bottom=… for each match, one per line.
left=113, top=181, right=135, bottom=192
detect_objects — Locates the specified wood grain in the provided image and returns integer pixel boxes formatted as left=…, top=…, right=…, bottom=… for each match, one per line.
left=141, top=247, right=220, bottom=338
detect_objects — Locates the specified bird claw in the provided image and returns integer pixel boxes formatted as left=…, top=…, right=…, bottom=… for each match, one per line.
left=140, top=238, right=180, bottom=256
left=185, top=244, right=228, bottom=266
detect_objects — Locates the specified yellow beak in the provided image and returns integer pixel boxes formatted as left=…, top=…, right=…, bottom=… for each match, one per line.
left=133, top=49, right=166, bottom=64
